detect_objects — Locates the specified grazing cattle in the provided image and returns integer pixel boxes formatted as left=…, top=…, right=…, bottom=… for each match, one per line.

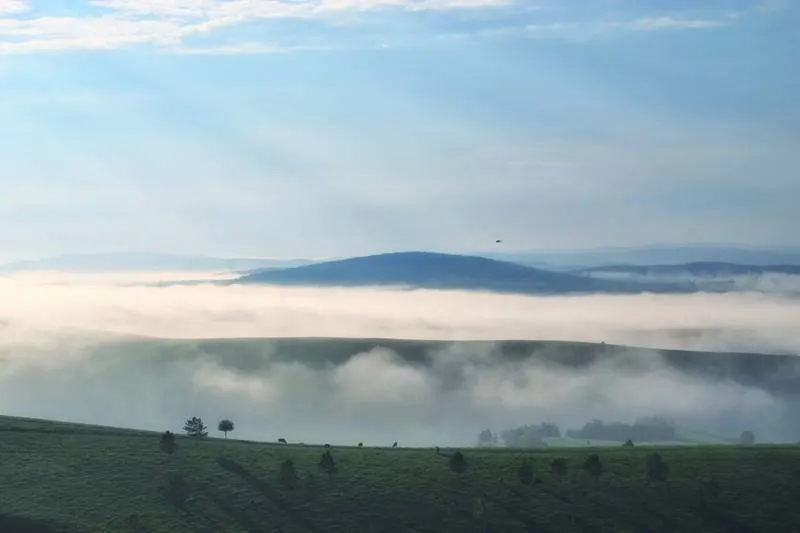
left=392, top=441, right=398, bottom=448
left=278, top=438, right=287, bottom=444
left=324, top=443, right=331, bottom=448
left=358, top=442, right=363, bottom=448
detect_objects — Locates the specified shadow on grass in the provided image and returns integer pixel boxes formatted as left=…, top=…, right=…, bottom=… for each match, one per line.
left=215, top=456, right=324, bottom=533
left=0, top=514, right=70, bottom=533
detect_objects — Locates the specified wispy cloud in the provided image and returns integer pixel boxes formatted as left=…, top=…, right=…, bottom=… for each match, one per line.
left=0, top=0, right=779, bottom=54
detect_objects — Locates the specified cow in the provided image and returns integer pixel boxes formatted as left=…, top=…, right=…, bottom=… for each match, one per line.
left=324, top=443, right=331, bottom=448
left=358, top=442, right=363, bottom=448
left=277, top=438, right=287, bottom=444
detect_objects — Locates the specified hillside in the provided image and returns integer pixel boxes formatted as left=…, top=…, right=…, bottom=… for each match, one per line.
left=479, top=245, right=800, bottom=270
left=236, top=252, right=691, bottom=294
left=0, top=415, right=797, bottom=533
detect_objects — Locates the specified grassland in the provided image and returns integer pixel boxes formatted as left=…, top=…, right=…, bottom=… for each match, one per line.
left=1, top=415, right=798, bottom=533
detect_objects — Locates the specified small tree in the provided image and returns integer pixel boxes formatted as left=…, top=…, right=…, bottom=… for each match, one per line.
left=279, top=459, right=300, bottom=489
left=218, top=419, right=234, bottom=439
left=550, top=457, right=568, bottom=476
left=740, top=430, right=756, bottom=445
left=517, top=459, right=534, bottom=486
left=319, top=450, right=337, bottom=479
left=449, top=451, right=468, bottom=476
left=646, top=452, right=669, bottom=483
left=584, top=454, right=603, bottom=483
left=159, top=431, right=176, bottom=457
left=477, top=429, right=493, bottom=447
left=183, top=417, right=208, bottom=444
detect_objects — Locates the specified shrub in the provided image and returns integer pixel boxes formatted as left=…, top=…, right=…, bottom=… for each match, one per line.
left=159, top=431, right=176, bottom=457
left=517, top=459, right=534, bottom=486
left=449, top=451, right=468, bottom=476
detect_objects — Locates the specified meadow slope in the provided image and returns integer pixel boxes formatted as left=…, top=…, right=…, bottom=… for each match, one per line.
left=0, top=416, right=798, bottom=533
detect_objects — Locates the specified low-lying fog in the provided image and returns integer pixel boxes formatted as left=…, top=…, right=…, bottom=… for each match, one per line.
left=1, top=271, right=798, bottom=447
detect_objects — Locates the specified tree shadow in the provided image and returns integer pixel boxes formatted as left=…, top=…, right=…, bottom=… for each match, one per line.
left=0, top=514, right=70, bottom=533
left=215, top=456, right=324, bottom=533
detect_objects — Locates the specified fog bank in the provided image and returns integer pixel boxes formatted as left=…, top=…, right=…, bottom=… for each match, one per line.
left=0, top=271, right=798, bottom=446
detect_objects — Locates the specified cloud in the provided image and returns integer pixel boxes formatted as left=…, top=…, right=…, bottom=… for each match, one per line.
left=0, top=270, right=798, bottom=445
left=0, top=0, right=777, bottom=54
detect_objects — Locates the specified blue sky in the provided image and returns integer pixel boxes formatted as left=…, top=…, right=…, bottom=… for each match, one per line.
left=0, top=0, right=798, bottom=261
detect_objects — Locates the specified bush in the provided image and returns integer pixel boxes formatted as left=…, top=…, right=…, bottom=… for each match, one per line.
left=449, top=451, right=468, bottom=476
left=517, top=459, right=534, bottom=486
left=319, top=451, right=337, bottom=479
left=584, top=454, right=603, bottom=482
left=159, top=431, right=176, bottom=457
left=646, top=452, right=669, bottom=483
left=550, top=458, right=568, bottom=476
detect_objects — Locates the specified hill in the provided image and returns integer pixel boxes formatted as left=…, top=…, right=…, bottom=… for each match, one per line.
left=575, top=262, right=800, bottom=278
left=236, top=252, right=691, bottom=294
left=477, top=244, right=800, bottom=270
left=0, top=415, right=797, bottom=533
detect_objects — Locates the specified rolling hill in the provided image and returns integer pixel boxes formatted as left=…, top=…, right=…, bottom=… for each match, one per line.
left=236, top=251, right=692, bottom=294
left=0, top=414, right=798, bottom=533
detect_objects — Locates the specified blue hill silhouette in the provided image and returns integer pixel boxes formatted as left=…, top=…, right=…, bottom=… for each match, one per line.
left=237, top=251, right=690, bottom=294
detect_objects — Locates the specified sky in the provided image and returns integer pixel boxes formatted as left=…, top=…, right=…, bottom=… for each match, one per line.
left=0, top=0, right=798, bottom=262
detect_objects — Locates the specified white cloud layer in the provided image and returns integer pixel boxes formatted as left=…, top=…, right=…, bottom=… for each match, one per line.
left=0, top=270, right=798, bottom=446
left=0, top=0, right=764, bottom=53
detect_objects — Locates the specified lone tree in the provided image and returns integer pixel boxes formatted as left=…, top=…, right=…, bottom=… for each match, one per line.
left=279, top=459, right=300, bottom=489
left=584, top=454, right=603, bottom=483
left=218, top=419, right=234, bottom=439
left=319, top=450, right=337, bottom=479
left=477, top=429, right=493, bottom=447
left=449, top=450, right=468, bottom=476
left=517, top=458, right=534, bottom=486
left=183, top=417, right=208, bottom=444
left=740, top=430, right=756, bottom=445
left=646, top=452, right=669, bottom=483
left=159, top=431, right=176, bottom=457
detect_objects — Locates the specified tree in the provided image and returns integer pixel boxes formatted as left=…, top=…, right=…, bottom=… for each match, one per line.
left=449, top=451, right=468, bottom=476
left=218, top=419, right=234, bottom=439
left=740, top=430, right=756, bottom=445
left=477, top=429, right=493, bottom=447
left=159, top=431, right=176, bottom=457
left=646, top=452, right=669, bottom=483
left=183, top=417, right=208, bottom=444
left=517, top=459, right=534, bottom=486
left=279, top=459, right=299, bottom=489
left=550, top=458, right=568, bottom=476
left=319, top=450, right=337, bottom=479
left=584, top=454, right=603, bottom=483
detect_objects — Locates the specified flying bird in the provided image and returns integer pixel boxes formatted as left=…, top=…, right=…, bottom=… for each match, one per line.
left=495, top=239, right=503, bottom=244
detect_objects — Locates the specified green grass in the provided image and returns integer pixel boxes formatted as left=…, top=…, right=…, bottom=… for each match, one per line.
left=1, top=415, right=798, bottom=533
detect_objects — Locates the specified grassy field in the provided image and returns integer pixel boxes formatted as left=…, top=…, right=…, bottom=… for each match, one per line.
left=1, top=415, right=798, bottom=533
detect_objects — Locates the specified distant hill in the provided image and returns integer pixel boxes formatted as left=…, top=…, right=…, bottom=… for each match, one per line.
left=478, top=244, right=800, bottom=270
left=237, top=251, right=692, bottom=294
left=575, top=262, right=800, bottom=277
left=0, top=253, right=319, bottom=274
